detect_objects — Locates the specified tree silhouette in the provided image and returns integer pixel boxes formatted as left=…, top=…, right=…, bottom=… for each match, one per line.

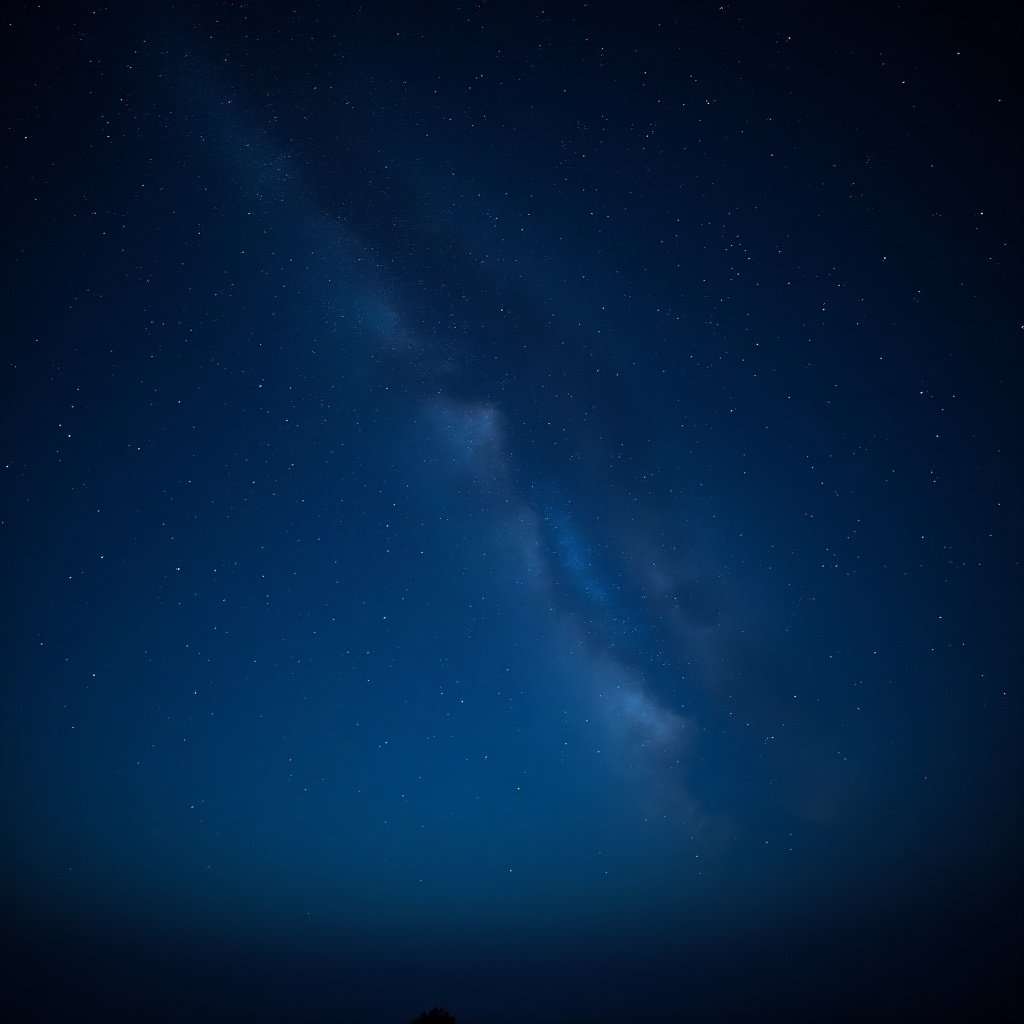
left=410, top=1009, right=456, bottom=1024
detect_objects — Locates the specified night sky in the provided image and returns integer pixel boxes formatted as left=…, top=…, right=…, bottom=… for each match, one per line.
left=2, top=3, right=1022, bottom=1022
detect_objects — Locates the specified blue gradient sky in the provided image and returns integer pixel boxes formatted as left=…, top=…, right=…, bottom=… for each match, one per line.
left=2, top=3, right=1021, bottom=1022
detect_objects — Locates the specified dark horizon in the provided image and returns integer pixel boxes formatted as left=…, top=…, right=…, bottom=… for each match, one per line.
left=5, top=885, right=1020, bottom=1022
left=2, top=2, right=1021, bottom=1021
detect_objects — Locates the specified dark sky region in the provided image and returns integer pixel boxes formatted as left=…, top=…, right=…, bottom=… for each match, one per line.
left=1, top=3, right=1021, bottom=1022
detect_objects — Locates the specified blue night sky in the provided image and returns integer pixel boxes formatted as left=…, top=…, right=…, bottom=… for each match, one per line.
left=1, top=3, right=1021, bottom=1022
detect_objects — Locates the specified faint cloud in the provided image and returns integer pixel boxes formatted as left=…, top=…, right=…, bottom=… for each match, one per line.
left=427, top=398, right=509, bottom=491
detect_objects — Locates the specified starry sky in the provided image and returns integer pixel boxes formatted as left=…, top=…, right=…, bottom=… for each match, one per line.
left=1, top=3, right=1021, bottom=1022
